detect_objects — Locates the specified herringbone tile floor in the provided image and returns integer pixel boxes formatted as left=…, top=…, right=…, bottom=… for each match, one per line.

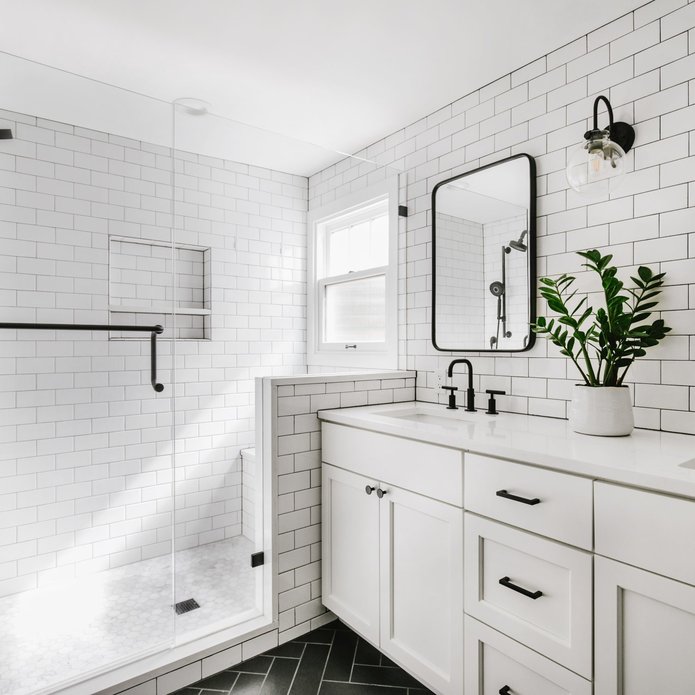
left=175, top=620, right=435, bottom=694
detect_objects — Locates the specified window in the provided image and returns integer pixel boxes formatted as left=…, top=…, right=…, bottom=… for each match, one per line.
left=308, top=178, right=398, bottom=369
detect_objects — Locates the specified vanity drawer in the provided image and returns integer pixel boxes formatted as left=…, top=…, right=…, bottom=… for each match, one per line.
left=595, top=482, right=695, bottom=585
left=321, top=422, right=463, bottom=507
left=464, top=616, right=592, bottom=695
left=464, top=453, right=592, bottom=549
left=464, top=514, right=592, bottom=678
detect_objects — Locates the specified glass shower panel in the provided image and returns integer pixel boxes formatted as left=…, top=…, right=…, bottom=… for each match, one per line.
left=170, top=104, right=406, bottom=642
left=0, top=53, right=176, bottom=694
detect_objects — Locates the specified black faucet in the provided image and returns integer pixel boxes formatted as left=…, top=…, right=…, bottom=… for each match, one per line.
left=445, top=359, right=476, bottom=412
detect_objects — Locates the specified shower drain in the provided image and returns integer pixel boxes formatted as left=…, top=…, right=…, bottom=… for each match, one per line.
left=174, top=598, right=200, bottom=615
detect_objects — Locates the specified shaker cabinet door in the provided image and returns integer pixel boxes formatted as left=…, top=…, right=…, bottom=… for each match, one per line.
left=595, top=555, right=695, bottom=695
left=321, top=463, right=380, bottom=644
left=379, top=483, right=463, bottom=695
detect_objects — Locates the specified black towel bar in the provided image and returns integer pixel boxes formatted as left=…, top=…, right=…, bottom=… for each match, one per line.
left=0, top=322, right=165, bottom=392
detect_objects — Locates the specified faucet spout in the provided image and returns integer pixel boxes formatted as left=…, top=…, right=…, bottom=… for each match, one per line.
left=446, top=359, right=476, bottom=412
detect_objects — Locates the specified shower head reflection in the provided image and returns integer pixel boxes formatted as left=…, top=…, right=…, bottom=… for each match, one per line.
left=508, top=229, right=528, bottom=252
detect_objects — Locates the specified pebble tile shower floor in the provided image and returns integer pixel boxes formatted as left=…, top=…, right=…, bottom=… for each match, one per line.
left=175, top=620, right=434, bottom=695
left=0, top=537, right=256, bottom=695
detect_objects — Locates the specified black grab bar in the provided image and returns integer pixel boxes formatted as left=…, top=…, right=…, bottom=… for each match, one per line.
left=0, top=322, right=165, bottom=392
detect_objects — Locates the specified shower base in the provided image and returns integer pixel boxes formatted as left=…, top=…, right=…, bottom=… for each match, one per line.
left=0, top=536, right=257, bottom=695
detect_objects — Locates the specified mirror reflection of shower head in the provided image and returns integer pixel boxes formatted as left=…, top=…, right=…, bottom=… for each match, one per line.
left=0, top=129, right=13, bottom=139
left=508, top=229, right=528, bottom=252
left=489, top=281, right=504, bottom=297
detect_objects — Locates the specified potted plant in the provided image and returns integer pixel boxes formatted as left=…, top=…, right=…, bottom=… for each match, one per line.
left=532, top=249, right=671, bottom=436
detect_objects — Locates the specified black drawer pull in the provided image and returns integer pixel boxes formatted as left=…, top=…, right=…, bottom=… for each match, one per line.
left=499, top=576, right=543, bottom=600
left=499, top=687, right=512, bottom=695
left=496, top=489, right=540, bottom=505
left=376, top=488, right=388, bottom=499
left=365, top=485, right=375, bottom=495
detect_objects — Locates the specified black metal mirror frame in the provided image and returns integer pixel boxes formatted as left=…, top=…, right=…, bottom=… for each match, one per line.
left=431, top=153, right=537, bottom=353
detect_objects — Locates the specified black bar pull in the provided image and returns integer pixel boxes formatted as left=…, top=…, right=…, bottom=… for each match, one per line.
left=499, top=576, right=543, bottom=600
left=496, top=489, right=541, bottom=506
left=499, top=687, right=512, bottom=695
left=151, top=331, right=164, bottom=393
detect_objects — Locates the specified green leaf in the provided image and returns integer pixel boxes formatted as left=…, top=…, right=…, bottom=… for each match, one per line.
left=638, top=266, right=653, bottom=283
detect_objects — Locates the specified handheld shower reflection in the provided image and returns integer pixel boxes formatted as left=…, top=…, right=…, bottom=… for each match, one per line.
left=508, top=229, right=528, bottom=252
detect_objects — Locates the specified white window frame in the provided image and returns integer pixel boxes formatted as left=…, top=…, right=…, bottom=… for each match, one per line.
left=308, top=177, right=399, bottom=370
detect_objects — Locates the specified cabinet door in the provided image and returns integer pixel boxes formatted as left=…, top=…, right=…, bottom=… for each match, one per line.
left=379, top=483, right=463, bottom=695
left=321, top=463, right=380, bottom=644
left=595, top=555, right=695, bottom=695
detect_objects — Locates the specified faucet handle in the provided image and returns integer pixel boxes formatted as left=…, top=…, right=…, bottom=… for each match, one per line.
left=485, top=389, right=506, bottom=415
left=441, top=385, right=458, bottom=410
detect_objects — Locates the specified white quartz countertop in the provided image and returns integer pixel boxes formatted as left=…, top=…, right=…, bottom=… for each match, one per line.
left=317, top=401, right=695, bottom=499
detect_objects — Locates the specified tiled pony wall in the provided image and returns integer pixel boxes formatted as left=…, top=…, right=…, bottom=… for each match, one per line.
left=310, top=0, right=695, bottom=434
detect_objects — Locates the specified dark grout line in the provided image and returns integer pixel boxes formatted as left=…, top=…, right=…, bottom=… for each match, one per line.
left=284, top=640, right=307, bottom=695
left=315, top=626, right=337, bottom=695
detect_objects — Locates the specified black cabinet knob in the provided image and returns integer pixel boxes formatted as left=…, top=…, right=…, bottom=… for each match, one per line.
left=376, top=488, right=388, bottom=499
left=365, top=485, right=375, bottom=495
left=499, top=687, right=512, bottom=695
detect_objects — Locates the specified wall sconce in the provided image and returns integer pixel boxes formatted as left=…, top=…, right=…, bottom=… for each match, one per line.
left=566, top=95, right=635, bottom=195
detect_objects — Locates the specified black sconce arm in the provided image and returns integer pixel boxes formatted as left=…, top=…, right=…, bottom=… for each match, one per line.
left=584, top=94, right=635, bottom=154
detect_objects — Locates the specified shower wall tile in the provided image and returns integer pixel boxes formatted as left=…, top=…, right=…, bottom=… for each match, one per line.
left=309, top=0, right=695, bottom=435
left=0, top=116, right=308, bottom=597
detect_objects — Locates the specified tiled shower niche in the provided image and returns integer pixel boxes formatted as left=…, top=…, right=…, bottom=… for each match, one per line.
left=109, top=237, right=212, bottom=340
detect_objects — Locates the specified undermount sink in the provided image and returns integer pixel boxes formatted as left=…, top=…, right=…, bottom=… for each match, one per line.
left=375, top=403, right=479, bottom=427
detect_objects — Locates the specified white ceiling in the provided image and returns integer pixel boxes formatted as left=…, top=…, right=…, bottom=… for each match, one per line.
left=0, top=0, right=645, bottom=175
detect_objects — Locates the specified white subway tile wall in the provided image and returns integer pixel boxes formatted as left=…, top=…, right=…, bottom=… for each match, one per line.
left=309, top=0, right=695, bottom=433
left=0, top=113, right=308, bottom=597
left=435, top=214, right=485, bottom=347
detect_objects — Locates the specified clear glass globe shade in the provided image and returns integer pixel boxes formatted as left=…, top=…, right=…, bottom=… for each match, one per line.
left=566, top=136, right=627, bottom=194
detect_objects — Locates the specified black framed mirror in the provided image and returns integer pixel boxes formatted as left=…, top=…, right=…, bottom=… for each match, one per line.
left=431, top=153, right=536, bottom=352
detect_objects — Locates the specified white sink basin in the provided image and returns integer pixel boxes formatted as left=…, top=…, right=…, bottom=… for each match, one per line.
left=374, top=403, right=480, bottom=427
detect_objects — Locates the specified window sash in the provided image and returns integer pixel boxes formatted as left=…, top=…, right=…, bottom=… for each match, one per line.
left=317, top=266, right=388, bottom=351
left=318, top=200, right=389, bottom=281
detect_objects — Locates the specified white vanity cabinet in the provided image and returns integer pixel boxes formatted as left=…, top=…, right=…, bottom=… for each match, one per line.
left=594, top=482, right=695, bottom=694
left=321, top=426, right=464, bottom=695
left=318, top=405, right=695, bottom=695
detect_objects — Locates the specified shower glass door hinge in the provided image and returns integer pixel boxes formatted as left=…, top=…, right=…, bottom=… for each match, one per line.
left=398, top=205, right=408, bottom=217
left=251, top=551, right=265, bottom=567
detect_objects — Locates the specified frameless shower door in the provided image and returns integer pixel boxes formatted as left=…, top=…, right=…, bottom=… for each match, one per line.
left=168, top=103, right=282, bottom=643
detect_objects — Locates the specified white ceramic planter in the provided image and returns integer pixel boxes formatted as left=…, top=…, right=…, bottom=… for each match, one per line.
left=569, top=385, right=634, bottom=436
